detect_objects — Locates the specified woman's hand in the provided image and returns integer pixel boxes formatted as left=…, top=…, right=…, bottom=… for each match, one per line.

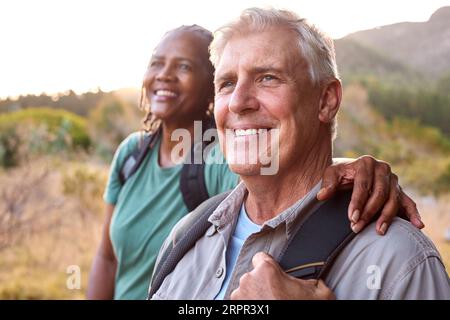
left=318, top=156, right=424, bottom=235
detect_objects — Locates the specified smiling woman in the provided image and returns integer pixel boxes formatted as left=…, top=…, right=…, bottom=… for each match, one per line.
left=141, top=26, right=215, bottom=136
left=86, top=25, right=240, bottom=300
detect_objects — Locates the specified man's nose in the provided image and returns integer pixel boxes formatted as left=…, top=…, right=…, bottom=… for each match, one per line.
left=228, top=82, right=259, bottom=114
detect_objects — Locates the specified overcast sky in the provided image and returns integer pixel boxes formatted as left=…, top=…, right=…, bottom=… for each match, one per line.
left=1, top=0, right=449, bottom=98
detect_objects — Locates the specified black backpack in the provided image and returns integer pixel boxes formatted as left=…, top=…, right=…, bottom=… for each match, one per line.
left=119, top=119, right=216, bottom=212
left=148, top=189, right=366, bottom=299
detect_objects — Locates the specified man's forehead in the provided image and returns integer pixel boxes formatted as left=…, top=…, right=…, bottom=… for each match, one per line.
left=215, top=31, right=304, bottom=78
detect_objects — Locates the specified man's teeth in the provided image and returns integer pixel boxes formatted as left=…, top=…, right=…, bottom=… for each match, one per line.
left=156, top=90, right=177, bottom=97
left=235, top=129, right=268, bottom=136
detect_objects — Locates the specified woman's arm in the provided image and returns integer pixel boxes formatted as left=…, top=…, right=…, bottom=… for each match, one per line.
left=86, top=203, right=117, bottom=300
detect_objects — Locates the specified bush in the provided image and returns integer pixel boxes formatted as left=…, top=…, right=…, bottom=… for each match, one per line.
left=0, top=126, right=21, bottom=167
left=0, top=108, right=91, bottom=167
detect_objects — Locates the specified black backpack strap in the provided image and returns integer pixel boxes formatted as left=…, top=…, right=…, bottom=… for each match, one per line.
left=119, top=130, right=160, bottom=185
left=120, top=119, right=216, bottom=209
left=179, top=142, right=210, bottom=212
left=179, top=118, right=217, bottom=212
left=148, top=191, right=231, bottom=299
left=279, top=189, right=357, bottom=280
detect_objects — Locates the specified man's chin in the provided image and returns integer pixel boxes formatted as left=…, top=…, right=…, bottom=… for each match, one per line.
left=228, top=163, right=263, bottom=176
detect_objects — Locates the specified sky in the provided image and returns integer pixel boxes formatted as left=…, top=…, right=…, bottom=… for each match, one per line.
left=1, top=0, right=449, bottom=99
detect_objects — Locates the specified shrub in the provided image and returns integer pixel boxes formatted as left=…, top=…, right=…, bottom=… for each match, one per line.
left=0, top=108, right=91, bottom=167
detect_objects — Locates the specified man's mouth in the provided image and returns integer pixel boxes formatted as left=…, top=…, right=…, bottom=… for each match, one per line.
left=234, top=128, right=270, bottom=137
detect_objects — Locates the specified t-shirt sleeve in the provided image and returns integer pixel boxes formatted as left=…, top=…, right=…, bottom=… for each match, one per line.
left=203, top=142, right=239, bottom=196
left=103, top=132, right=141, bottom=205
left=388, top=256, right=450, bottom=300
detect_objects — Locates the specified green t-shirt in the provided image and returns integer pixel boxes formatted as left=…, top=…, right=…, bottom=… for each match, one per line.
left=103, top=132, right=239, bottom=300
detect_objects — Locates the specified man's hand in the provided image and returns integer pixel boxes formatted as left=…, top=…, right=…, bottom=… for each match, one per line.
left=317, top=155, right=424, bottom=235
left=230, top=252, right=335, bottom=300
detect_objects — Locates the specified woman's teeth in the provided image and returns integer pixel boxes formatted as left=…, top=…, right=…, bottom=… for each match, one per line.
left=155, top=90, right=177, bottom=97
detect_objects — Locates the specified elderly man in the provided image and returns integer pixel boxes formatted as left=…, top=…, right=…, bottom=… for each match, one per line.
left=149, top=8, right=450, bottom=300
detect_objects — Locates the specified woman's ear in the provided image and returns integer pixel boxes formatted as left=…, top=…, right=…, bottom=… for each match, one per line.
left=318, top=79, right=342, bottom=124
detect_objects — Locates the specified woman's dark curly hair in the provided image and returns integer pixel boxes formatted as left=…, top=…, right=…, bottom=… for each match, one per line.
left=139, top=25, right=215, bottom=134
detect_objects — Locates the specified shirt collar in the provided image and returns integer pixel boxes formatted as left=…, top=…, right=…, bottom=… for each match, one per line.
left=208, top=180, right=324, bottom=238
left=208, top=181, right=247, bottom=228
left=264, top=181, right=323, bottom=237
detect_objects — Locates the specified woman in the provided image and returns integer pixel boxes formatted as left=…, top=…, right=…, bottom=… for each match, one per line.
left=87, top=25, right=423, bottom=300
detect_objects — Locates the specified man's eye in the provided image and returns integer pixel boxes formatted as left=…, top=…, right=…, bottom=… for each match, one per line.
left=219, top=81, right=234, bottom=91
left=262, top=74, right=276, bottom=81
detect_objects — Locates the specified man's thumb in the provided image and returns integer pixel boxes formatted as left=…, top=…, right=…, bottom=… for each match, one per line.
left=252, top=251, right=276, bottom=268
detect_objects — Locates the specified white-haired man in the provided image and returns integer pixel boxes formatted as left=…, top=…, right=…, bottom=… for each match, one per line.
left=149, top=8, right=450, bottom=300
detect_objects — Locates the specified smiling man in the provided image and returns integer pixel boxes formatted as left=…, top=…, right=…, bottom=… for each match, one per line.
left=148, top=8, right=450, bottom=300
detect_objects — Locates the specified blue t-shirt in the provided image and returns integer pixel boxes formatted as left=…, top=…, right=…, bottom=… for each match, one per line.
left=215, top=203, right=262, bottom=300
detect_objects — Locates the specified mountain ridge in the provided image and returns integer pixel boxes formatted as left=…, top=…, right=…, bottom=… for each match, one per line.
left=337, top=6, right=450, bottom=81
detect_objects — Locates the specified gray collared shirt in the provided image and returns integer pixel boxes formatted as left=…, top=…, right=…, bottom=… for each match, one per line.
left=150, top=181, right=450, bottom=300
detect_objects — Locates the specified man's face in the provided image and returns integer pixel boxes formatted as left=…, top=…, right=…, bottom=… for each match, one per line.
left=214, top=27, right=322, bottom=176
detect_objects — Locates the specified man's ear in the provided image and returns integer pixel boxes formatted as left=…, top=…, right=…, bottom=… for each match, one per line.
left=318, top=79, right=342, bottom=124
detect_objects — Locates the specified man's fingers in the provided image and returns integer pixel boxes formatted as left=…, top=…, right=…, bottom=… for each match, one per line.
left=251, top=252, right=286, bottom=283
left=251, top=251, right=275, bottom=268
left=230, top=288, right=240, bottom=300
left=400, top=190, right=425, bottom=229
left=316, top=279, right=336, bottom=300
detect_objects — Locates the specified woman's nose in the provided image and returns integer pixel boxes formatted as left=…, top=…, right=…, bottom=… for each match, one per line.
left=156, top=64, right=176, bottom=82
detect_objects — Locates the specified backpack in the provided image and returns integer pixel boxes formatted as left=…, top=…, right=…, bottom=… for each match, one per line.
left=148, top=189, right=364, bottom=299
left=119, top=119, right=216, bottom=212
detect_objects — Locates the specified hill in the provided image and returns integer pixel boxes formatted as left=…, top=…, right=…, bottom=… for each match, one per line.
left=337, top=6, right=450, bottom=82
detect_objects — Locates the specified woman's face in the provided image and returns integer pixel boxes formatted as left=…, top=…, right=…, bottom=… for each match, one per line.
left=143, top=30, right=213, bottom=126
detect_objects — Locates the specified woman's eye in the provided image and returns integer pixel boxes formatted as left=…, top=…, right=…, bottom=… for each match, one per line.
left=149, top=61, right=162, bottom=68
left=179, top=64, right=191, bottom=71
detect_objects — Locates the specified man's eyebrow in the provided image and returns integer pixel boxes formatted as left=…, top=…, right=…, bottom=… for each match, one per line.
left=214, top=71, right=235, bottom=83
left=250, top=66, right=284, bottom=75
left=215, top=66, right=284, bottom=81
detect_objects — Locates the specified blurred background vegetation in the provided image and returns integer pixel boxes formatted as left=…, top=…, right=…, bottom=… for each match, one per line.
left=0, top=7, right=449, bottom=299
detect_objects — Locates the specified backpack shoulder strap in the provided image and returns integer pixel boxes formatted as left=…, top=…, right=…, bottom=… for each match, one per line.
left=179, top=142, right=210, bottom=212
left=119, top=130, right=160, bottom=185
left=279, top=189, right=357, bottom=280
left=148, top=190, right=231, bottom=299
left=179, top=117, right=217, bottom=212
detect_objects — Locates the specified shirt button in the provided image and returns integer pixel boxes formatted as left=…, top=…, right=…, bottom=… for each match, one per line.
left=215, top=267, right=224, bottom=278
